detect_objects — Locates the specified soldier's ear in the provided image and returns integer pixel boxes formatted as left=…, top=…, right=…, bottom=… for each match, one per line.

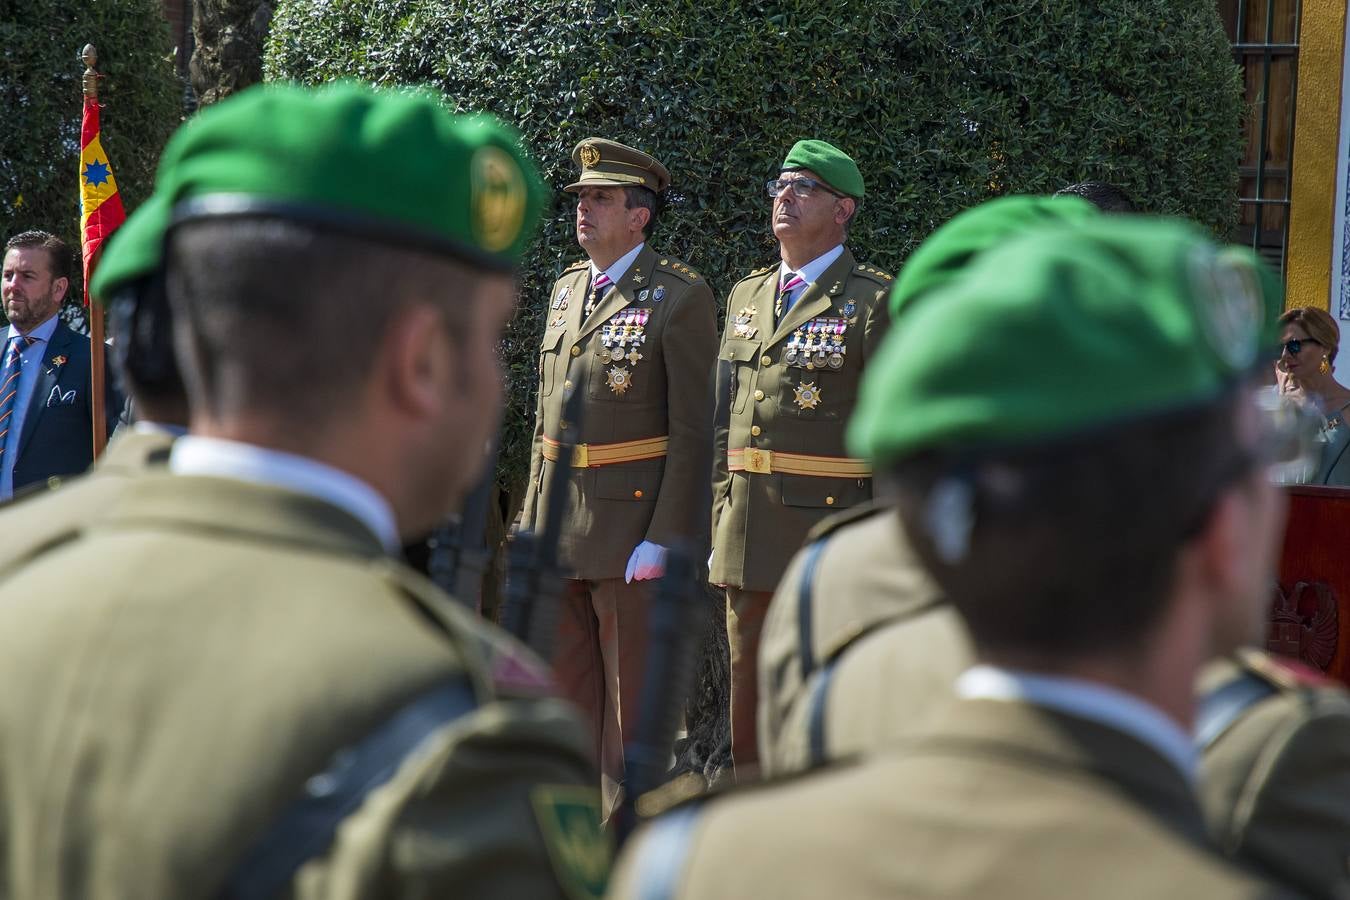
left=631, top=205, right=652, bottom=234
left=382, top=303, right=449, bottom=418
left=834, top=198, right=856, bottom=227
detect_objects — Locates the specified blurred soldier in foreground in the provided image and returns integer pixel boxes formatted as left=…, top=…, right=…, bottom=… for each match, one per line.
left=710, top=139, right=891, bottom=773
left=757, top=194, right=1098, bottom=775
left=0, top=83, right=609, bottom=900
left=611, top=216, right=1303, bottom=899
left=519, top=139, right=717, bottom=818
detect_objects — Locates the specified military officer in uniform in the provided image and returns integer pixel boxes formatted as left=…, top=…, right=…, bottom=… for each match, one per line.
left=611, top=216, right=1304, bottom=899
left=710, top=139, right=892, bottom=772
left=756, top=195, right=1099, bottom=775
left=519, top=139, right=717, bottom=818
left=0, top=84, right=610, bottom=900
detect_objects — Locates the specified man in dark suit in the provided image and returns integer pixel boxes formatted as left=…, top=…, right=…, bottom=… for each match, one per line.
left=0, top=231, right=119, bottom=499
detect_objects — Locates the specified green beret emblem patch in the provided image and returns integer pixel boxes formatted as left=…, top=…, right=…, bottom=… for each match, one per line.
left=471, top=145, right=528, bottom=253
left=531, top=785, right=611, bottom=900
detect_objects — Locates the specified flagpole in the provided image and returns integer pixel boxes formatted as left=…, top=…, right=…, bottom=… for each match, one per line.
left=81, top=44, right=107, bottom=460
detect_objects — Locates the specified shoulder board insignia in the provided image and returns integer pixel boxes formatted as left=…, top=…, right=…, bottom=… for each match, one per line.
left=752, top=265, right=774, bottom=276
left=563, top=258, right=589, bottom=272
left=657, top=256, right=702, bottom=283
left=805, top=499, right=890, bottom=542
left=1239, top=647, right=1335, bottom=690
left=853, top=264, right=893, bottom=284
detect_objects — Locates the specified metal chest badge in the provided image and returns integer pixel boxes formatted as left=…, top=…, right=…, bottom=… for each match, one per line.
left=606, top=365, right=632, bottom=395
left=794, top=381, right=822, bottom=410
left=599, top=307, right=650, bottom=392
left=732, top=306, right=758, bottom=340
left=653, top=285, right=666, bottom=303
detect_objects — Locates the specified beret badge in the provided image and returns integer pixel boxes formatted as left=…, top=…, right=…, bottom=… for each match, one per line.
left=471, top=145, right=528, bottom=253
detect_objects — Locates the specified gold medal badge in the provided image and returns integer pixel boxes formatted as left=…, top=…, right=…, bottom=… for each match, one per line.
left=606, top=365, right=632, bottom=395
left=580, top=143, right=601, bottom=169
left=794, top=381, right=822, bottom=410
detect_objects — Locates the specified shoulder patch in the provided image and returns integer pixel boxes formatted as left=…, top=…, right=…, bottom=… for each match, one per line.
left=804, top=499, right=890, bottom=542
left=656, top=256, right=703, bottom=283
left=531, top=785, right=612, bottom=900
left=736, top=265, right=777, bottom=288
left=852, top=263, right=894, bottom=285
left=563, top=258, right=589, bottom=273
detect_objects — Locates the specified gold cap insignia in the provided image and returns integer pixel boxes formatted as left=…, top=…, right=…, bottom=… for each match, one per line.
left=470, top=145, right=527, bottom=253
left=579, top=143, right=601, bottom=169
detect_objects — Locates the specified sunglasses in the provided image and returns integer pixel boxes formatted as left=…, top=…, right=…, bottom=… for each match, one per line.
left=766, top=177, right=845, bottom=200
left=1282, top=338, right=1322, bottom=356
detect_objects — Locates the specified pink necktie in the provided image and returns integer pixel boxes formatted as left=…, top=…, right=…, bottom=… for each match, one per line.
left=778, top=273, right=805, bottom=316
left=587, top=273, right=613, bottom=316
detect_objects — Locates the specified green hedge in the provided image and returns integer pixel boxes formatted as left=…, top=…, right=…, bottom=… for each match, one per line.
left=266, top=0, right=1242, bottom=499
left=0, top=0, right=181, bottom=314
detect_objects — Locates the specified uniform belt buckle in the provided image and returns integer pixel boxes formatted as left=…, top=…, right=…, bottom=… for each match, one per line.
left=744, top=448, right=773, bottom=474
left=571, top=443, right=590, bottom=468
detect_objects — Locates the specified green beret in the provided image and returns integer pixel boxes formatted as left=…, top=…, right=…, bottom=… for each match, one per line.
left=849, top=216, right=1276, bottom=464
left=890, top=195, right=1099, bottom=318
left=781, top=139, right=863, bottom=199
left=92, top=82, right=545, bottom=302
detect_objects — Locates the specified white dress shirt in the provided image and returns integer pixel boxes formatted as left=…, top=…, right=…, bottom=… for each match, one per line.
left=777, top=243, right=844, bottom=309
left=590, top=241, right=645, bottom=288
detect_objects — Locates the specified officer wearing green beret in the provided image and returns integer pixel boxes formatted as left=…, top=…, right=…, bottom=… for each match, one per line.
left=612, top=216, right=1305, bottom=899
left=756, top=195, right=1098, bottom=776
left=1197, top=649, right=1350, bottom=899
left=0, top=84, right=610, bottom=900
left=519, top=138, right=717, bottom=819
left=709, top=138, right=892, bottom=773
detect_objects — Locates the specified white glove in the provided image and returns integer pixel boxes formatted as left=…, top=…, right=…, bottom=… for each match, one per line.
left=625, top=541, right=668, bottom=583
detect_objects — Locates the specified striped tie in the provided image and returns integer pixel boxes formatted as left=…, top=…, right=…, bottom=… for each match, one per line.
left=0, top=336, right=36, bottom=460
left=586, top=272, right=612, bottom=317
left=776, top=273, right=806, bottom=318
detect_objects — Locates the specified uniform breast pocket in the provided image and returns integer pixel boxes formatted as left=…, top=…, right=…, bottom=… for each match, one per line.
left=588, top=340, right=655, bottom=402
left=538, top=329, right=566, bottom=399
left=722, top=339, right=761, bottom=416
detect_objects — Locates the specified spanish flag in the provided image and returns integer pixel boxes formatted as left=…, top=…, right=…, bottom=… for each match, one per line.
left=79, top=94, right=126, bottom=305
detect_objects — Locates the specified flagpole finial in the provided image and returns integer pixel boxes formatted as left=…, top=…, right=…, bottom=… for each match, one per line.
left=81, top=44, right=98, bottom=99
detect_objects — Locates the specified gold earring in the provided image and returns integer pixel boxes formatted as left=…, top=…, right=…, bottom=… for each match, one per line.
left=1320, top=356, right=1331, bottom=375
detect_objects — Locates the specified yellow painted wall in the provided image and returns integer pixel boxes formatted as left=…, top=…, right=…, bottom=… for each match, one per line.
left=1286, top=0, right=1348, bottom=311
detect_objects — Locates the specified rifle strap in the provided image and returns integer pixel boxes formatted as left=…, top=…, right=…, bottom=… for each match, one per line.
left=217, top=678, right=478, bottom=900
left=1194, top=670, right=1277, bottom=750
left=795, top=539, right=830, bottom=677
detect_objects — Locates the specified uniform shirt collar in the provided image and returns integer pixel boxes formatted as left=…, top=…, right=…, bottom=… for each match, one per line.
left=778, top=243, right=844, bottom=288
left=7, top=314, right=59, bottom=345
left=169, top=436, right=400, bottom=553
left=955, top=664, right=1199, bottom=784
left=590, top=241, right=645, bottom=286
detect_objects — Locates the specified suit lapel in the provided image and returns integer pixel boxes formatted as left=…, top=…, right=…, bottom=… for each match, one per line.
left=16, top=323, right=73, bottom=460
left=577, top=245, right=655, bottom=339
left=766, top=249, right=855, bottom=348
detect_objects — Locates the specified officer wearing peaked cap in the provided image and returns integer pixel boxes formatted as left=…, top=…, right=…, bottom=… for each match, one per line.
left=519, top=138, right=717, bottom=819
left=0, top=83, right=610, bottom=900
left=611, top=216, right=1306, bottom=899
left=709, top=138, right=892, bottom=774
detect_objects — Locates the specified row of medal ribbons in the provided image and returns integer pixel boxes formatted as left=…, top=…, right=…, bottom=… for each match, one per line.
left=785, top=316, right=848, bottom=370
left=598, top=308, right=651, bottom=366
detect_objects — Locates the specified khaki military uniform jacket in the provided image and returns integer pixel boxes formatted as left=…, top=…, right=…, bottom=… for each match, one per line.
left=710, top=249, right=890, bottom=591
left=610, top=700, right=1296, bottom=900
left=1198, top=652, right=1350, bottom=900
left=0, top=426, right=175, bottom=566
left=757, top=503, right=970, bottom=775
left=522, top=245, right=717, bottom=579
left=0, top=474, right=607, bottom=900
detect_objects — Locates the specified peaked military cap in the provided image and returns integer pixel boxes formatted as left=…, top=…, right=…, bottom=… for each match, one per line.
left=565, top=138, right=670, bottom=194
left=92, top=81, right=545, bottom=302
left=781, top=139, right=864, bottom=199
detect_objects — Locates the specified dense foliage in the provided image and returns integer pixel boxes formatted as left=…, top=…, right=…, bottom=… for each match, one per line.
left=0, top=0, right=182, bottom=315
left=266, top=0, right=1243, bottom=497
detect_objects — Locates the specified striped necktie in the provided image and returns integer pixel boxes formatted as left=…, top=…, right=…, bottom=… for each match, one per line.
left=0, top=336, right=36, bottom=460
left=586, top=272, right=612, bottom=317
left=776, top=273, right=806, bottom=319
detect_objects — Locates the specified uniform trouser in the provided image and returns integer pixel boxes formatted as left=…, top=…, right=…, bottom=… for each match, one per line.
left=725, top=586, right=775, bottom=776
left=552, top=577, right=650, bottom=820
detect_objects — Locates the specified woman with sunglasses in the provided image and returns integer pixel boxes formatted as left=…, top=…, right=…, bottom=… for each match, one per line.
left=1277, top=306, right=1350, bottom=485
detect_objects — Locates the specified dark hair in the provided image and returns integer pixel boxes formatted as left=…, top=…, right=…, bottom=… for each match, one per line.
left=4, top=230, right=72, bottom=282
left=107, top=275, right=189, bottom=424
left=623, top=186, right=660, bottom=238
left=888, top=393, right=1246, bottom=660
left=165, top=217, right=478, bottom=425
left=1055, top=181, right=1136, bottom=213
left=1278, top=306, right=1339, bottom=364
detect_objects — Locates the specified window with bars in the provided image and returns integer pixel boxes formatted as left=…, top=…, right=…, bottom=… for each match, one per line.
left=1218, top=0, right=1302, bottom=279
